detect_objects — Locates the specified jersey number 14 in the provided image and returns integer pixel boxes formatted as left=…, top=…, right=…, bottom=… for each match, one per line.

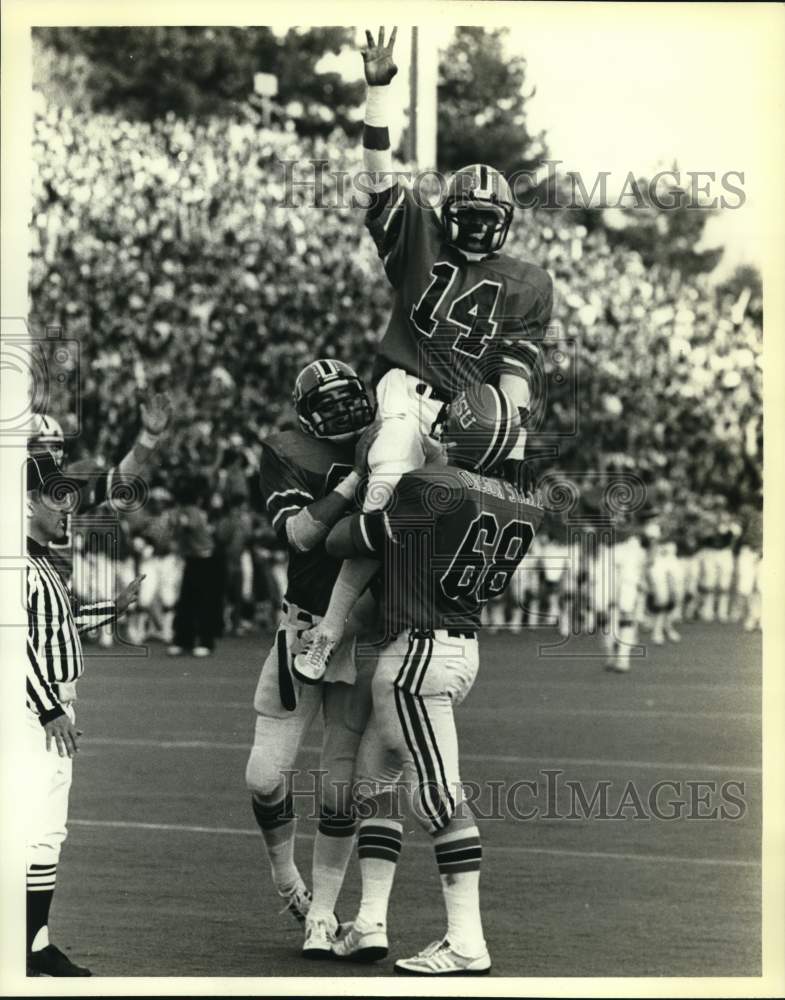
left=441, top=512, right=534, bottom=602
left=411, top=261, right=502, bottom=359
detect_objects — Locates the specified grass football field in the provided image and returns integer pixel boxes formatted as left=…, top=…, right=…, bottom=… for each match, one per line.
left=52, top=622, right=760, bottom=978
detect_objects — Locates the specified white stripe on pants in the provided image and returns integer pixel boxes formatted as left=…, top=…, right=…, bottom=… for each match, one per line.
left=354, top=630, right=479, bottom=833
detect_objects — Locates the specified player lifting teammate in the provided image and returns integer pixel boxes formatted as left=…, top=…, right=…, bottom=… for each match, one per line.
left=294, top=26, right=553, bottom=684
left=244, top=360, right=379, bottom=953
left=323, top=385, right=543, bottom=975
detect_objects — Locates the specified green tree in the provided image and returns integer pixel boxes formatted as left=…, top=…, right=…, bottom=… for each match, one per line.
left=34, top=27, right=364, bottom=135
left=434, top=27, right=546, bottom=176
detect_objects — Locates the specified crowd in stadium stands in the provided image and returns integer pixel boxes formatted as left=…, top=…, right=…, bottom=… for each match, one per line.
left=30, top=102, right=763, bottom=647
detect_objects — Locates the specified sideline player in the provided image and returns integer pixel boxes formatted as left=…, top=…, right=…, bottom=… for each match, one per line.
left=244, top=360, right=379, bottom=955
left=599, top=522, right=648, bottom=673
left=734, top=504, right=761, bottom=631
left=325, top=385, right=543, bottom=975
left=294, top=26, right=552, bottom=682
left=25, top=453, right=144, bottom=976
left=644, top=522, right=682, bottom=646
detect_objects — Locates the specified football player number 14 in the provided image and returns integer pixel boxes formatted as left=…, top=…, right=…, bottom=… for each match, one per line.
left=441, top=513, right=534, bottom=602
left=411, top=261, right=502, bottom=359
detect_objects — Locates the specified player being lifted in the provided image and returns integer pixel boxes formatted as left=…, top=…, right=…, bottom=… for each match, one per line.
left=294, top=26, right=553, bottom=684
left=244, top=359, right=379, bottom=953
left=324, top=386, right=544, bottom=975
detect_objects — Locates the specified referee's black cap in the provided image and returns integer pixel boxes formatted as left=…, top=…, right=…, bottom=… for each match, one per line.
left=26, top=451, right=66, bottom=494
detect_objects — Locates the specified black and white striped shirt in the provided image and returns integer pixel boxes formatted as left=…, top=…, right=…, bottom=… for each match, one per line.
left=26, top=537, right=116, bottom=724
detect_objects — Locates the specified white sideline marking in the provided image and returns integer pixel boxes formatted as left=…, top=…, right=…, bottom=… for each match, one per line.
left=81, top=736, right=761, bottom=775
left=93, top=673, right=763, bottom=695
left=84, top=697, right=759, bottom=722
left=69, top=818, right=759, bottom=869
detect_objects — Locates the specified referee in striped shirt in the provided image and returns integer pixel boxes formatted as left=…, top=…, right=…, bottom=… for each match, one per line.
left=25, top=452, right=143, bottom=977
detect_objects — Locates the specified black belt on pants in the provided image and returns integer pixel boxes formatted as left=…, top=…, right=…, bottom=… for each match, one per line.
left=410, top=628, right=477, bottom=641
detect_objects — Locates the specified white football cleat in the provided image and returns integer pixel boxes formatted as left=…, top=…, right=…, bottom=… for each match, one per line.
left=292, top=629, right=338, bottom=685
left=302, top=913, right=340, bottom=959
left=278, top=878, right=311, bottom=925
left=332, top=920, right=388, bottom=963
left=394, top=937, right=491, bottom=976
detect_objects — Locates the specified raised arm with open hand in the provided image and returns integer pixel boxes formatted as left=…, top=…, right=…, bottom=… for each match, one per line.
left=362, top=26, right=398, bottom=86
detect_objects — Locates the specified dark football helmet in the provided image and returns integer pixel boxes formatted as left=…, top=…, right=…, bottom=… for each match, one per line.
left=441, top=384, right=521, bottom=473
left=293, top=359, right=375, bottom=442
left=442, top=163, right=515, bottom=256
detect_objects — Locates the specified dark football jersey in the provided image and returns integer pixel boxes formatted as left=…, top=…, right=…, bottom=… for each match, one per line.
left=351, top=464, right=544, bottom=632
left=365, top=182, right=553, bottom=400
left=743, top=509, right=762, bottom=551
left=260, top=428, right=355, bottom=616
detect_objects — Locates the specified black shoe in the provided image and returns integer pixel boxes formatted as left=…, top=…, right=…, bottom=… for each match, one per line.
left=27, top=944, right=92, bottom=977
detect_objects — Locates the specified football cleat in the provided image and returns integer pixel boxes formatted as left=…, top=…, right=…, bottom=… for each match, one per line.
left=292, top=630, right=337, bottom=685
left=665, top=626, right=681, bottom=643
left=27, top=944, right=92, bottom=977
left=278, top=878, right=312, bottom=925
left=331, top=920, right=388, bottom=963
left=605, top=660, right=630, bottom=674
left=394, top=937, right=491, bottom=976
left=302, top=913, right=341, bottom=960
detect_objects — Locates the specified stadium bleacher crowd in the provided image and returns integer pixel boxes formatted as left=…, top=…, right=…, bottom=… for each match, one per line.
left=29, top=102, right=763, bottom=644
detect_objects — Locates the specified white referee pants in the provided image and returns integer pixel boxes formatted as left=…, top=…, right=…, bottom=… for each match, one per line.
left=25, top=705, right=75, bottom=869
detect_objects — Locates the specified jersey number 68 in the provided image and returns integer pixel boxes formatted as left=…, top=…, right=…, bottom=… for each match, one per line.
left=440, top=512, right=534, bottom=603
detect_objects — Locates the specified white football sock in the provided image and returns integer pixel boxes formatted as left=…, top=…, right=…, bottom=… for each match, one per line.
left=355, top=818, right=403, bottom=930
left=309, top=823, right=356, bottom=921
left=433, top=825, right=485, bottom=955
left=441, top=870, right=484, bottom=954
left=319, top=558, right=378, bottom=636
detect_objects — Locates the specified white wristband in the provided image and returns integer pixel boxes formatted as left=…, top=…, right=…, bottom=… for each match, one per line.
left=365, top=85, right=393, bottom=127
left=138, top=429, right=161, bottom=450
left=334, top=471, right=360, bottom=500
